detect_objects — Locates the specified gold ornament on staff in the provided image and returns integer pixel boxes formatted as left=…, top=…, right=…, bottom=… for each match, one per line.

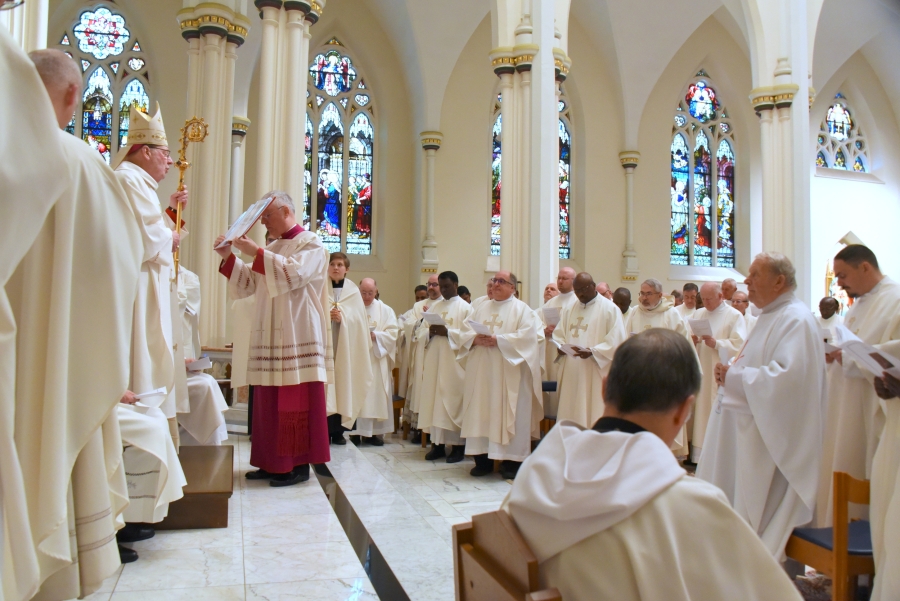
left=173, top=117, right=208, bottom=281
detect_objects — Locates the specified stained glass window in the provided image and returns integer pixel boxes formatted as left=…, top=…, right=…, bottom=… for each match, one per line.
left=317, top=103, right=344, bottom=253
left=73, top=7, right=130, bottom=60
left=56, top=6, right=150, bottom=163
left=558, top=119, right=571, bottom=259
left=347, top=114, right=373, bottom=254
left=310, top=50, right=356, bottom=97
left=815, top=94, right=869, bottom=172
left=355, top=94, right=369, bottom=106
left=490, top=113, right=502, bottom=256
left=303, top=113, right=313, bottom=230
left=670, top=73, right=735, bottom=267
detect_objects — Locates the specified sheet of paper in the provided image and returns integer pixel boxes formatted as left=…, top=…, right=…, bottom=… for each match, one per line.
left=542, top=307, right=561, bottom=327
left=187, top=357, right=212, bottom=371
left=688, top=318, right=714, bottom=338
left=841, top=341, right=900, bottom=379
left=834, top=325, right=861, bottom=345
left=423, top=312, right=446, bottom=326
left=561, top=344, right=586, bottom=357
left=215, top=196, right=275, bottom=249
left=466, top=319, right=492, bottom=336
left=824, top=342, right=841, bottom=354
left=132, top=387, right=167, bottom=408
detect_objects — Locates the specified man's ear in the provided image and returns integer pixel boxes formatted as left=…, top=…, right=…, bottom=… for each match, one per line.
left=674, top=394, right=694, bottom=429
left=64, top=82, right=79, bottom=114
left=601, top=375, right=608, bottom=401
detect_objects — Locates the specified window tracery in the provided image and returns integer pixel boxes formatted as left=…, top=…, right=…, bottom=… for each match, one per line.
left=816, top=93, right=869, bottom=173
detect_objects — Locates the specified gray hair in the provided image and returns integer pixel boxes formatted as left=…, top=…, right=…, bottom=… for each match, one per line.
left=265, top=190, right=295, bottom=214
left=722, top=278, right=736, bottom=287
left=700, top=281, right=722, bottom=294
left=755, top=252, right=797, bottom=289
left=508, top=272, right=519, bottom=288
left=642, top=278, right=663, bottom=293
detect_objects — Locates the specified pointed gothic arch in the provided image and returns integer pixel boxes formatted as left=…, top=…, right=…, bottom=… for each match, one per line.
left=815, top=92, right=870, bottom=173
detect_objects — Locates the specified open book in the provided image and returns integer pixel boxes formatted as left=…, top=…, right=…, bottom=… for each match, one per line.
left=215, top=195, right=275, bottom=249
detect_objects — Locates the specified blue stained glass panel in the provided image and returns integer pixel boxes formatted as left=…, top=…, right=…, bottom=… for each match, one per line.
left=558, top=119, right=571, bottom=259
left=670, top=134, right=689, bottom=265
left=310, top=50, right=356, bottom=97
left=853, top=157, right=865, bottom=173
left=118, top=79, right=149, bottom=150
left=82, top=68, right=113, bottom=162
left=692, top=130, right=712, bottom=266
left=685, top=81, right=718, bottom=123
left=716, top=140, right=735, bottom=267
left=303, top=113, right=313, bottom=230
left=826, top=104, right=852, bottom=141
left=347, top=113, right=373, bottom=255
left=816, top=152, right=827, bottom=167
left=490, top=114, right=502, bottom=256
left=317, top=103, right=344, bottom=253
left=73, top=7, right=130, bottom=60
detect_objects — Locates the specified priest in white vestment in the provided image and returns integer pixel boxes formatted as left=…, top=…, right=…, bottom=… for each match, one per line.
left=613, top=287, right=632, bottom=318
left=722, top=277, right=738, bottom=306
left=697, top=253, right=825, bottom=559
left=470, top=281, right=492, bottom=310
left=675, top=282, right=698, bottom=321
left=460, top=271, right=542, bottom=480
left=176, top=267, right=229, bottom=446
left=818, top=246, right=900, bottom=526
left=553, top=272, right=626, bottom=428
left=398, top=274, right=439, bottom=439
left=504, top=329, right=802, bottom=601
left=624, top=278, right=698, bottom=456
left=816, top=296, right=843, bottom=335
left=536, top=268, right=576, bottom=420
left=325, top=253, right=374, bottom=442
left=871, top=363, right=900, bottom=600
left=731, top=290, right=757, bottom=335
left=395, top=285, right=427, bottom=401
left=6, top=48, right=142, bottom=599
left=416, top=271, right=473, bottom=462
left=349, top=278, right=398, bottom=443
left=688, top=282, right=746, bottom=463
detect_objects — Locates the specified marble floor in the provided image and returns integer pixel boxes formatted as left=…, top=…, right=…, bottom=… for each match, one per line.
left=81, top=432, right=510, bottom=600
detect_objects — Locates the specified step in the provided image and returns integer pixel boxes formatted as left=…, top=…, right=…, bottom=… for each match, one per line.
left=156, top=445, right=234, bottom=530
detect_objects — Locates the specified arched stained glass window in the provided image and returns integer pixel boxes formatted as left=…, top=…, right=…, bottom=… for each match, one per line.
left=816, top=93, right=869, bottom=172
left=306, top=38, right=374, bottom=255
left=670, top=71, right=735, bottom=267
left=55, top=3, right=149, bottom=164
left=491, top=84, right=573, bottom=259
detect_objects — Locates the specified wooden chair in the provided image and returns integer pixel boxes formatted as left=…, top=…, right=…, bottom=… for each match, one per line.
left=453, top=510, right=562, bottom=601
left=785, top=472, right=874, bottom=601
left=392, top=367, right=406, bottom=436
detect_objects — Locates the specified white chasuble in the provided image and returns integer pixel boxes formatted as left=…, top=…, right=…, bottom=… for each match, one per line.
left=505, top=423, right=802, bottom=601
left=624, top=299, right=699, bottom=455
left=674, top=303, right=695, bottom=321
left=697, top=293, right=825, bottom=559
left=351, top=299, right=399, bottom=437
left=819, top=278, right=900, bottom=526
left=326, top=279, right=374, bottom=427
left=537, top=291, right=576, bottom=419
left=8, top=131, right=142, bottom=600
left=398, top=299, right=431, bottom=426
left=553, top=296, right=626, bottom=428
left=227, top=231, right=330, bottom=386
left=417, top=296, right=474, bottom=442
left=743, top=312, right=758, bottom=336
left=816, top=313, right=843, bottom=336
left=0, top=28, right=70, bottom=601
left=690, top=303, right=746, bottom=457
left=460, top=297, right=543, bottom=461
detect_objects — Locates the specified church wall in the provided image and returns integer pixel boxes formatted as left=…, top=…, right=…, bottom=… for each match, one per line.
left=809, top=52, right=900, bottom=300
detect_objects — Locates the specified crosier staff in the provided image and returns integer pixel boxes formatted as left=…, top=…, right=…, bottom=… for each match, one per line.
left=173, top=117, right=208, bottom=281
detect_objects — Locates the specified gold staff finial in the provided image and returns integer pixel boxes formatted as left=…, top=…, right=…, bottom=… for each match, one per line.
left=173, top=117, right=208, bottom=281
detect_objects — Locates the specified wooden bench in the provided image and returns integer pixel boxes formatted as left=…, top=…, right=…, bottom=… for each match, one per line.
left=156, top=445, right=234, bottom=530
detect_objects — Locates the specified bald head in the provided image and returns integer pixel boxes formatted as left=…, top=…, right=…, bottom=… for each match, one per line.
left=613, top=287, right=631, bottom=315
left=426, top=273, right=440, bottom=300
left=699, top=282, right=723, bottom=312
left=29, top=49, right=81, bottom=129
left=721, top=278, right=737, bottom=300
left=359, top=278, right=377, bottom=306
left=557, top=267, right=576, bottom=294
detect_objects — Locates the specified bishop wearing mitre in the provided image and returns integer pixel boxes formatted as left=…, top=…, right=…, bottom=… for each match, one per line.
left=4, top=46, right=141, bottom=600
left=348, top=278, right=399, bottom=445
left=698, top=253, right=825, bottom=559
left=326, top=253, right=374, bottom=444
left=460, top=271, right=542, bottom=480
left=553, top=272, right=626, bottom=428
left=537, top=268, right=576, bottom=420
left=216, top=191, right=331, bottom=486
left=688, top=282, right=745, bottom=464
left=398, top=274, right=439, bottom=439
left=416, top=271, right=473, bottom=462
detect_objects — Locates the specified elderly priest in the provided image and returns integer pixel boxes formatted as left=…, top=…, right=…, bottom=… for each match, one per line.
left=216, top=191, right=331, bottom=487
left=460, top=271, right=542, bottom=479
left=697, top=253, right=825, bottom=559
left=504, top=329, right=802, bottom=600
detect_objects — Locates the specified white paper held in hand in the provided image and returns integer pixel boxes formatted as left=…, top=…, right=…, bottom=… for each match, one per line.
left=187, top=356, right=212, bottom=372
left=688, top=318, right=714, bottom=338
left=132, top=387, right=168, bottom=408
left=542, top=307, right=561, bottom=327
left=466, top=319, right=492, bottom=336
left=423, top=312, right=446, bottom=326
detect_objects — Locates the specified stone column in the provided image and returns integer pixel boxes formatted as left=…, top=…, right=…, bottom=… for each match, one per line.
left=619, top=151, right=640, bottom=282
left=1, top=0, right=47, bottom=51
left=420, top=132, right=442, bottom=275
left=255, top=2, right=281, bottom=198
left=230, top=117, right=250, bottom=224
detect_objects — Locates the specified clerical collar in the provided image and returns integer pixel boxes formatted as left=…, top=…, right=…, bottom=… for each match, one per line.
left=492, top=295, right=515, bottom=304
left=281, top=224, right=302, bottom=239
left=591, top=416, right=646, bottom=435
left=443, top=294, right=459, bottom=301
left=332, top=279, right=345, bottom=288
left=859, top=277, right=887, bottom=301
left=760, top=291, right=794, bottom=314
left=580, top=295, right=598, bottom=308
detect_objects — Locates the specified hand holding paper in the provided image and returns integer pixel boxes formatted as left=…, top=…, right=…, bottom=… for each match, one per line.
left=688, top=318, right=713, bottom=338
left=542, top=307, right=561, bottom=327
left=467, top=319, right=492, bottom=336
left=423, top=312, right=446, bottom=326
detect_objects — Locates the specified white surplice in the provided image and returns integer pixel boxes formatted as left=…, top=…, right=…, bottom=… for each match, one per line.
left=0, top=30, right=71, bottom=601
left=350, top=299, right=399, bottom=437
left=674, top=303, right=696, bottom=321
left=326, top=279, right=374, bottom=428
left=504, top=422, right=802, bottom=601
left=397, top=298, right=431, bottom=428
left=553, top=296, right=626, bottom=428
left=690, top=303, right=746, bottom=461
left=460, top=297, right=543, bottom=461
left=816, top=313, right=844, bottom=335
left=7, top=130, right=141, bottom=600
left=416, top=296, right=474, bottom=444
left=697, top=292, right=825, bottom=559
left=743, top=312, right=758, bottom=335
left=537, top=291, right=576, bottom=419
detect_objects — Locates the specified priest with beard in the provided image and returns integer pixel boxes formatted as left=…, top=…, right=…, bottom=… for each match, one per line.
left=697, top=253, right=825, bottom=559
left=398, top=274, right=439, bottom=441
left=417, top=271, right=473, bottom=462
left=553, top=272, right=626, bottom=428
left=537, top=268, right=577, bottom=420
left=504, top=329, right=802, bottom=601
left=215, top=191, right=331, bottom=487
left=460, top=271, right=542, bottom=479
left=348, top=278, right=398, bottom=445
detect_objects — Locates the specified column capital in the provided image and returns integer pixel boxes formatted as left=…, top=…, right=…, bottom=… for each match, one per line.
left=553, top=48, right=571, bottom=82
left=232, top=116, right=251, bottom=137
left=513, top=44, right=538, bottom=72
left=178, top=5, right=250, bottom=46
left=619, top=151, right=640, bottom=169
left=283, top=0, right=324, bottom=23
left=750, top=83, right=800, bottom=114
left=489, top=47, right=516, bottom=76
left=420, top=131, right=442, bottom=150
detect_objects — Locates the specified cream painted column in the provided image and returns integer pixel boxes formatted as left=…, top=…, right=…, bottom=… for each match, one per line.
left=282, top=7, right=305, bottom=204
left=255, top=2, right=281, bottom=198
left=420, top=132, right=442, bottom=274
left=619, top=151, right=640, bottom=281
left=230, top=117, right=250, bottom=224
left=1, top=0, right=47, bottom=50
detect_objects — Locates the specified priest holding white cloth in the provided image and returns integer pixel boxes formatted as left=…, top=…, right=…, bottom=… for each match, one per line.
left=553, top=272, right=626, bottom=428
left=688, top=282, right=746, bottom=463
left=460, top=271, right=543, bottom=480
left=348, top=278, right=398, bottom=444
left=697, top=252, right=825, bottom=559
left=504, top=329, right=802, bottom=601
left=416, top=271, right=473, bottom=462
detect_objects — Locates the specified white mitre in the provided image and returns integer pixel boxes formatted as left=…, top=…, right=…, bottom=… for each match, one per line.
left=111, top=102, right=167, bottom=169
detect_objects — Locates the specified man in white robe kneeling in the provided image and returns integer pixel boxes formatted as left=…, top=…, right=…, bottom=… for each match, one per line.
left=349, top=278, right=399, bottom=444
left=177, top=267, right=229, bottom=445
left=460, top=271, right=542, bottom=480
left=504, top=329, right=803, bottom=601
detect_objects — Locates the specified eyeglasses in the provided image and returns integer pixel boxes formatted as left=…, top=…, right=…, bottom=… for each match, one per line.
left=732, top=299, right=749, bottom=304
left=638, top=291, right=661, bottom=298
left=573, top=285, right=595, bottom=294
left=490, top=278, right=513, bottom=286
left=148, top=146, right=171, bottom=158
left=426, top=282, right=439, bottom=288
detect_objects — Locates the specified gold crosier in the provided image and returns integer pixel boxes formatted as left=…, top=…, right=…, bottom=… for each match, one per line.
left=173, top=117, right=209, bottom=281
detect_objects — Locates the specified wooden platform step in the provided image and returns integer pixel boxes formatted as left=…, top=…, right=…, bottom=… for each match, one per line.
left=157, top=445, right=234, bottom=530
